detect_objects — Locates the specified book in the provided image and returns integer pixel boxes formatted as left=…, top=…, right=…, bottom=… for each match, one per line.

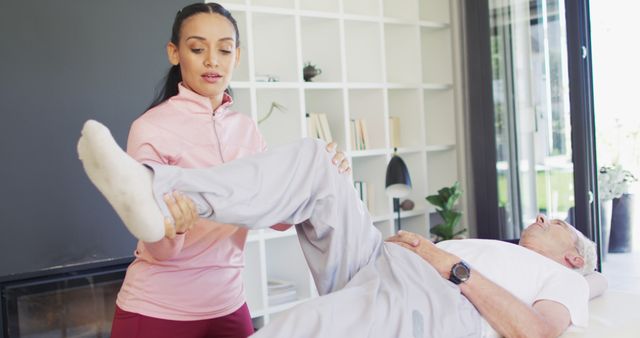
left=350, top=119, right=358, bottom=150
left=267, top=279, right=298, bottom=306
left=389, top=116, right=401, bottom=148
left=306, top=114, right=319, bottom=139
left=317, top=113, right=333, bottom=143
left=353, top=119, right=363, bottom=150
left=358, top=119, right=369, bottom=150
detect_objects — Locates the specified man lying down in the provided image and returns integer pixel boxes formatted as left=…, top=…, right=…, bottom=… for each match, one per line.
left=78, top=120, right=603, bottom=338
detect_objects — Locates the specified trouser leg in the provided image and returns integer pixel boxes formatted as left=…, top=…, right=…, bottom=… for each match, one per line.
left=146, top=138, right=382, bottom=295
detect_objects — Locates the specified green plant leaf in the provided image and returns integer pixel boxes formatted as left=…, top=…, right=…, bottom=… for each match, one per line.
left=426, top=195, right=445, bottom=209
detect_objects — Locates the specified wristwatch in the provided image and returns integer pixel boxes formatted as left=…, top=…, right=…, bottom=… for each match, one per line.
left=449, top=260, right=471, bottom=285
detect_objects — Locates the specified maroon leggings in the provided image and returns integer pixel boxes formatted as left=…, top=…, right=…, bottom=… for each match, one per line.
left=110, top=303, right=254, bottom=338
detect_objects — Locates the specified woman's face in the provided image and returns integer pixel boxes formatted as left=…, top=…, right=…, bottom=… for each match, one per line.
left=167, top=12, right=240, bottom=107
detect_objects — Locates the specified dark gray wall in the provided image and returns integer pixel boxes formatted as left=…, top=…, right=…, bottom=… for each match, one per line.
left=0, top=0, right=193, bottom=278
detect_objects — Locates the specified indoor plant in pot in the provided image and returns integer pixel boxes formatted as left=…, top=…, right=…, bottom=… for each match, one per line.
left=599, top=164, right=638, bottom=253
left=426, top=181, right=466, bottom=242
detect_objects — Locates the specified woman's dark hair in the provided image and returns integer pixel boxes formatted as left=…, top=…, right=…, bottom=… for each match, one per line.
left=147, top=2, right=240, bottom=111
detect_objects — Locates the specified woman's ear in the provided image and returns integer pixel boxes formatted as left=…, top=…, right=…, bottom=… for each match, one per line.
left=167, top=42, right=179, bottom=66
left=565, top=252, right=585, bottom=269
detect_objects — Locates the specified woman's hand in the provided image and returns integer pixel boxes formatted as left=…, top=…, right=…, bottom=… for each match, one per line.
left=385, top=230, right=459, bottom=279
left=326, top=142, right=351, bottom=174
left=163, top=191, right=199, bottom=239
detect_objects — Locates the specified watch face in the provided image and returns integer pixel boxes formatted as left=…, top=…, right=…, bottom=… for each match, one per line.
left=453, top=263, right=470, bottom=281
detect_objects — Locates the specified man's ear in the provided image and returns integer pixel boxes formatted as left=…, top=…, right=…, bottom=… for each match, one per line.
left=167, top=42, right=179, bottom=66
left=565, top=252, right=585, bottom=269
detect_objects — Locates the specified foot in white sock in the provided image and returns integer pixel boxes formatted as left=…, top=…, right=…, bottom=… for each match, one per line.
left=77, top=120, right=165, bottom=242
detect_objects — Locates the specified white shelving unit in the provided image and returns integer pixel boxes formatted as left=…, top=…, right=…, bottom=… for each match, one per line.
left=216, top=0, right=463, bottom=328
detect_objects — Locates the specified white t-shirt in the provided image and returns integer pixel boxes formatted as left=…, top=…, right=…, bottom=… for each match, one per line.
left=436, top=239, right=589, bottom=338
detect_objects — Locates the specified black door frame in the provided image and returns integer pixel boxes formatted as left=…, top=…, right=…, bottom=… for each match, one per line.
left=464, top=0, right=600, bottom=269
left=564, top=0, right=601, bottom=270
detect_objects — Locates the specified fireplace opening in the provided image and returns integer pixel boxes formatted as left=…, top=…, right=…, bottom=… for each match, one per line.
left=2, top=264, right=127, bottom=338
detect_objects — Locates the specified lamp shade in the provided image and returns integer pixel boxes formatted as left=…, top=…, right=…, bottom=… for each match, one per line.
left=385, top=155, right=412, bottom=198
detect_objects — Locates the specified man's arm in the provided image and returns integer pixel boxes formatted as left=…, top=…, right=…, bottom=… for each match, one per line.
left=386, top=231, right=571, bottom=338
left=460, top=269, right=571, bottom=338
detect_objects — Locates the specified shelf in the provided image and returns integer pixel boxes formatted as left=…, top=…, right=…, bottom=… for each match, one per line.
left=422, top=83, right=453, bottom=90
left=254, top=82, right=301, bottom=89
left=400, top=152, right=428, bottom=212
left=348, top=89, right=386, bottom=150
left=299, top=0, right=339, bottom=13
left=256, top=89, right=302, bottom=147
left=265, top=237, right=313, bottom=301
left=424, top=144, right=455, bottom=152
left=343, top=0, right=381, bottom=17
left=424, top=89, right=456, bottom=146
left=243, top=241, right=265, bottom=315
left=383, top=0, right=419, bottom=22
left=252, top=13, right=298, bottom=82
left=246, top=229, right=262, bottom=242
left=344, top=21, right=384, bottom=83
left=304, top=89, right=346, bottom=145
left=351, top=156, right=390, bottom=217
left=419, top=20, right=450, bottom=30
left=300, top=17, right=342, bottom=83
left=421, top=27, right=453, bottom=84
left=385, top=23, right=422, bottom=84
left=419, top=0, right=451, bottom=24
left=303, top=82, right=344, bottom=89
left=385, top=208, right=428, bottom=221
left=250, top=1, right=295, bottom=11
left=229, top=10, right=250, bottom=82
left=349, top=148, right=388, bottom=157
left=427, top=150, right=459, bottom=196
left=229, top=81, right=251, bottom=88
left=229, top=88, right=252, bottom=119
left=388, top=89, right=424, bottom=148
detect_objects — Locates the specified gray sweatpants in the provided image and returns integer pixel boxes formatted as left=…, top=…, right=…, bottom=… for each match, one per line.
left=146, top=138, right=481, bottom=338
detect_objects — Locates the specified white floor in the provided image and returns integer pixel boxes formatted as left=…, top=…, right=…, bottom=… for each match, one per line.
left=601, top=250, right=640, bottom=295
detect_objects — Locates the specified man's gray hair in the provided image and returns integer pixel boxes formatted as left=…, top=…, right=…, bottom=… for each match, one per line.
left=574, top=229, right=597, bottom=275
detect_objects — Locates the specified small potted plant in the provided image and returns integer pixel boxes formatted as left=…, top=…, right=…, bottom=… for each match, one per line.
left=598, top=164, right=637, bottom=253
left=426, top=181, right=466, bottom=242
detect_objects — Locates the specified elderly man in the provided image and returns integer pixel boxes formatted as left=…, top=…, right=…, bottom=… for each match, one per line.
left=78, top=120, right=597, bottom=338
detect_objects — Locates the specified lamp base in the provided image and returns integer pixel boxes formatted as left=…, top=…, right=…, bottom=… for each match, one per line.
left=394, top=197, right=401, bottom=232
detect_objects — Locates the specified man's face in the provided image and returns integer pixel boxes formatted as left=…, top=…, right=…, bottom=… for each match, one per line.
left=519, top=214, right=579, bottom=266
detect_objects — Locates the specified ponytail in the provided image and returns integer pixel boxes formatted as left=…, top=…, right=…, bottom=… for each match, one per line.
left=147, top=65, right=181, bottom=111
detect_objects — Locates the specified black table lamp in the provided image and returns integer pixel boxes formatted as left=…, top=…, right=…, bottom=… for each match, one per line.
left=385, top=152, right=412, bottom=231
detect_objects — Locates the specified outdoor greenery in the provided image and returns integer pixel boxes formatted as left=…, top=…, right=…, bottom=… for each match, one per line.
left=497, top=170, right=573, bottom=212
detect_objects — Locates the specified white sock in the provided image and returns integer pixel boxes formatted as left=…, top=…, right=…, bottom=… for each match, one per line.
left=77, top=120, right=165, bottom=242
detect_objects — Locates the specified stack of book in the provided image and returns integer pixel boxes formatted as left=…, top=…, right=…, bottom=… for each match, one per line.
left=350, top=118, right=369, bottom=150
left=306, top=112, right=333, bottom=143
left=353, top=181, right=375, bottom=211
left=267, top=279, right=298, bottom=306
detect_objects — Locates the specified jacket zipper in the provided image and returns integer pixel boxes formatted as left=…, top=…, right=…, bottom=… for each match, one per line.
left=212, top=114, right=225, bottom=163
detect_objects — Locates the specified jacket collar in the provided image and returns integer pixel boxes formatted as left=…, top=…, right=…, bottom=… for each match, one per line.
left=171, top=83, right=234, bottom=115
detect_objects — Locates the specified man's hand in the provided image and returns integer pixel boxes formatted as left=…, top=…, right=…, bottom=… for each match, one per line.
left=385, top=230, right=459, bottom=279
left=163, top=191, right=199, bottom=239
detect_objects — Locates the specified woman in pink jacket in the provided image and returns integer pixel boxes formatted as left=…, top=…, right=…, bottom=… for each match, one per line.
left=110, top=3, right=349, bottom=337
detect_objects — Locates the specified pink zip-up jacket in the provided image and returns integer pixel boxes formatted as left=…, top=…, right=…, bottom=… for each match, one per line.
left=116, top=83, right=267, bottom=320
